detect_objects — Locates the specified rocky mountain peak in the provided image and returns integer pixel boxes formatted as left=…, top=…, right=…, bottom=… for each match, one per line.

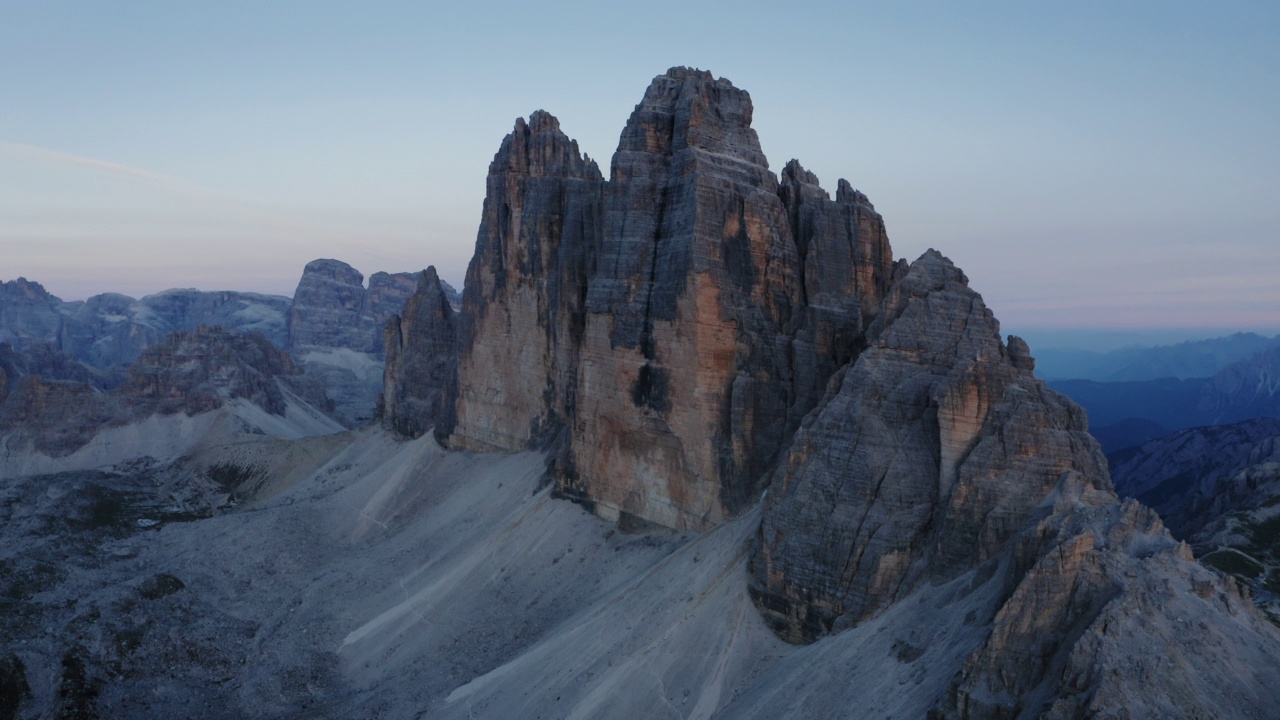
left=286, top=258, right=419, bottom=358
left=496, top=111, right=601, bottom=181
left=617, top=66, right=767, bottom=172
left=301, top=258, right=364, bottom=286
left=750, top=249, right=1108, bottom=641
left=382, top=266, right=458, bottom=439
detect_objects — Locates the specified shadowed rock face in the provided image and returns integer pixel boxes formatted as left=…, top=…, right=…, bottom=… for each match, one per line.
left=0, top=278, right=65, bottom=350
left=444, top=67, right=895, bottom=531
left=1110, top=417, right=1280, bottom=539
left=382, top=267, right=458, bottom=439
left=749, top=251, right=1109, bottom=642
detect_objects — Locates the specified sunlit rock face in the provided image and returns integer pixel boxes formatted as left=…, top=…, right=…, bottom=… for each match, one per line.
left=446, top=110, right=604, bottom=453
left=447, top=68, right=895, bottom=531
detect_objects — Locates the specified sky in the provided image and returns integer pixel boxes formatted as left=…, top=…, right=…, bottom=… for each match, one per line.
left=2, top=1, right=1278, bottom=347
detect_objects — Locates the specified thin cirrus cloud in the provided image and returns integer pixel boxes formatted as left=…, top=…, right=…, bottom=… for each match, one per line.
left=0, top=142, right=184, bottom=188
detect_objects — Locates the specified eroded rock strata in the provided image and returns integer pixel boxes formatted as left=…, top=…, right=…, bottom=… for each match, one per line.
left=447, top=110, right=604, bottom=452
left=443, top=67, right=895, bottom=530
left=749, top=251, right=1107, bottom=641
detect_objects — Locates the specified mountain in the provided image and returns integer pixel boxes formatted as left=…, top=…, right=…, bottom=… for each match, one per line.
left=4, top=67, right=1279, bottom=719
left=381, top=267, right=457, bottom=438
left=1199, top=344, right=1280, bottom=425
left=285, top=258, right=459, bottom=427
left=1110, top=418, right=1280, bottom=538
left=1034, top=332, right=1278, bottom=381
left=0, top=277, right=292, bottom=369
left=1050, top=343, right=1280, bottom=453
left=443, top=70, right=896, bottom=530
left=381, top=67, right=1280, bottom=716
left=0, top=325, right=339, bottom=470
left=1110, top=418, right=1280, bottom=620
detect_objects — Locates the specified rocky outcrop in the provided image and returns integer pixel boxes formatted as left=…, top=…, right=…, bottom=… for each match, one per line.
left=743, top=250, right=1280, bottom=716
left=932, top=497, right=1278, bottom=719
left=445, top=68, right=895, bottom=530
left=382, top=267, right=458, bottom=439
left=0, top=326, right=326, bottom=456
left=285, top=259, right=426, bottom=357
left=779, top=159, right=898, bottom=438
left=285, top=259, right=435, bottom=426
left=1108, top=418, right=1280, bottom=618
left=286, top=259, right=377, bottom=353
left=565, top=68, right=806, bottom=530
left=749, top=251, right=1108, bottom=641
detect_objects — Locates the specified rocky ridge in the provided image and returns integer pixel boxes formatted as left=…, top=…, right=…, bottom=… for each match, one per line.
left=0, top=277, right=293, bottom=370
left=381, top=66, right=1280, bottom=716
left=0, top=326, right=329, bottom=458
left=440, top=67, right=895, bottom=531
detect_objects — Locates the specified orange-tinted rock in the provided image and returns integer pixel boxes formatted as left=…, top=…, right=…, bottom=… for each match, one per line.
left=446, top=111, right=604, bottom=452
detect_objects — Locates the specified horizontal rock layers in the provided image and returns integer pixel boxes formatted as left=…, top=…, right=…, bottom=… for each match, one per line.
left=440, top=67, right=894, bottom=530
left=748, top=251, right=1109, bottom=641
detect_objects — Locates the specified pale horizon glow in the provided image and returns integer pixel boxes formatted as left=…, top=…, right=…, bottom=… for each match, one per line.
left=2, top=1, right=1277, bottom=346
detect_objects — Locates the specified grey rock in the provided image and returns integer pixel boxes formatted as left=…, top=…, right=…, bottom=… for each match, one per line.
left=0, top=278, right=64, bottom=351
left=286, top=259, right=376, bottom=353
left=750, top=249, right=1107, bottom=641
left=382, top=267, right=458, bottom=439
left=0, top=327, right=320, bottom=457
left=443, top=68, right=893, bottom=531
left=448, top=110, right=604, bottom=452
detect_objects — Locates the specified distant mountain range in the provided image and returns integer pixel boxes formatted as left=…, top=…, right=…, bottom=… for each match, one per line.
left=1034, top=332, right=1278, bottom=381
left=1049, top=338, right=1280, bottom=453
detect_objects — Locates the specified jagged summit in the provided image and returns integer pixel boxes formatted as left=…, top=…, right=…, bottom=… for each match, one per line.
left=495, top=110, right=602, bottom=180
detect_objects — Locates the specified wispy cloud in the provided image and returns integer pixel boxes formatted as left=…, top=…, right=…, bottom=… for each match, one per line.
left=0, top=141, right=184, bottom=187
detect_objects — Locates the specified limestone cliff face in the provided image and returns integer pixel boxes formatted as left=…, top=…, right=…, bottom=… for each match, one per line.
left=286, top=259, right=376, bottom=353
left=565, top=67, right=807, bottom=529
left=382, top=267, right=458, bottom=439
left=448, top=111, right=604, bottom=451
left=779, top=159, right=897, bottom=434
left=444, top=68, right=894, bottom=531
left=749, top=250, right=1109, bottom=642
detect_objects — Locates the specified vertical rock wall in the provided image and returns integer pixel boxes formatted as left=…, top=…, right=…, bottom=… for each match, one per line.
left=437, top=68, right=897, bottom=530
left=382, top=267, right=458, bottom=439
left=447, top=111, right=604, bottom=451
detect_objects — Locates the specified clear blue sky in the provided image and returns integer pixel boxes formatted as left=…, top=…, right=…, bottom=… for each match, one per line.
left=2, top=1, right=1277, bottom=342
